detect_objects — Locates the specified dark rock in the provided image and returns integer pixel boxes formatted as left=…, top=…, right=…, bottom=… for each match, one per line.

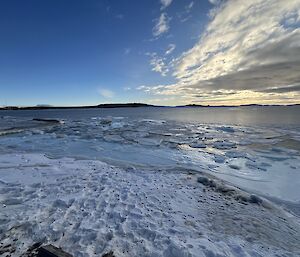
left=235, top=195, right=248, bottom=203
left=102, top=251, right=115, bottom=257
left=235, top=194, right=263, bottom=205
left=197, top=176, right=209, bottom=185
left=249, top=194, right=263, bottom=204
left=27, top=242, right=43, bottom=252
left=197, top=177, right=216, bottom=188
left=216, top=185, right=235, bottom=194
left=37, top=245, right=73, bottom=257
left=33, top=118, right=61, bottom=123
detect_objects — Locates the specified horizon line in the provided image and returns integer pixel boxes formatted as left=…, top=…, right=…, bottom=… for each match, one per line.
left=1, top=102, right=300, bottom=110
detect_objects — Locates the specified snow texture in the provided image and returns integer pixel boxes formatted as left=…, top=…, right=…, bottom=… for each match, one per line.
left=0, top=154, right=300, bottom=257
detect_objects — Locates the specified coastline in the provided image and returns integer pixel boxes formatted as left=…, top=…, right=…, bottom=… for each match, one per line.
left=0, top=153, right=300, bottom=257
left=0, top=103, right=299, bottom=111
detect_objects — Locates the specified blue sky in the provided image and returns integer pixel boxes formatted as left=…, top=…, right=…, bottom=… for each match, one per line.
left=0, top=0, right=300, bottom=106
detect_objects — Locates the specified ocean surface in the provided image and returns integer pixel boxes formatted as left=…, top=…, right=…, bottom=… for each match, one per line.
left=1, top=106, right=300, bottom=213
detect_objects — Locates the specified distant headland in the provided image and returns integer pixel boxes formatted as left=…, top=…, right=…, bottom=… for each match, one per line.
left=0, top=103, right=155, bottom=110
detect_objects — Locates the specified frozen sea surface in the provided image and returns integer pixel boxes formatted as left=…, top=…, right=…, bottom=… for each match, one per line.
left=0, top=108, right=299, bottom=209
left=0, top=107, right=300, bottom=256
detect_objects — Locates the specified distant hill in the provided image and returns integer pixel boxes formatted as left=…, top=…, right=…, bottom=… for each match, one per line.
left=96, top=103, right=155, bottom=108
left=179, top=104, right=235, bottom=108
left=0, top=103, right=155, bottom=110
left=179, top=103, right=300, bottom=108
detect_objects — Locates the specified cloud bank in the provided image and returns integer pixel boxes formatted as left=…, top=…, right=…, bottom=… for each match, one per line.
left=142, top=0, right=300, bottom=105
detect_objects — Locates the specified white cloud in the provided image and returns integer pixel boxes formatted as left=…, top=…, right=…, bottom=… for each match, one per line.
left=178, top=1, right=195, bottom=23
left=98, top=88, right=115, bottom=98
left=187, top=1, right=194, bottom=10
left=175, top=0, right=300, bottom=82
left=160, top=0, right=173, bottom=10
left=140, top=0, right=300, bottom=105
left=208, top=0, right=222, bottom=5
left=165, top=44, right=176, bottom=55
left=153, top=13, right=170, bottom=37
left=147, top=53, right=169, bottom=76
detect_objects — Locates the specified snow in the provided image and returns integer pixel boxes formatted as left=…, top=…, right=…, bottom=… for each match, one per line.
left=1, top=113, right=300, bottom=256
left=0, top=154, right=300, bottom=257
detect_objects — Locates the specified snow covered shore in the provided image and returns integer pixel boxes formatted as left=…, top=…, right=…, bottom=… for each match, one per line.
left=0, top=154, right=300, bottom=257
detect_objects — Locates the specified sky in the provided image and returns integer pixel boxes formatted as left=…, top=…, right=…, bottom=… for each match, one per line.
left=0, top=0, right=300, bottom=106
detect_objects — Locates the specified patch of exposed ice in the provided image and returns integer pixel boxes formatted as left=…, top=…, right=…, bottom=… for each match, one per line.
left=216, top=126, right=235, bottom=133
left=140, top=119, right=166, bottom=125
left=212, top=140, right=236, bottom=150
left=189, top=141, right=207, bottom=149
